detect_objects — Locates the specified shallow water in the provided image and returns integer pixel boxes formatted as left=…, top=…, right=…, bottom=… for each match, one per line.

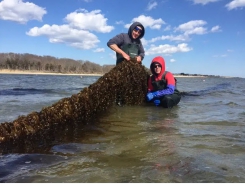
left=0, top=74, right=245, bottom=182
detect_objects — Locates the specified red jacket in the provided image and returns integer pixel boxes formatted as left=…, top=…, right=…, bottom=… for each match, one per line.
left=148, top=56, right=175, bottom=94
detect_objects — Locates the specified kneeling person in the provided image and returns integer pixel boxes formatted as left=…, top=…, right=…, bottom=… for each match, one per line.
left=146, top=56, right=181, bottom=108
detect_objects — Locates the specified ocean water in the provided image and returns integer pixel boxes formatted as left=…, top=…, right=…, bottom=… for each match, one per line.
left=0, top=74, right=245, bottom=182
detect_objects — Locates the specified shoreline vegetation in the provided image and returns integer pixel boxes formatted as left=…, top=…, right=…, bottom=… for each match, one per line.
left=0, top=69, right=103, bottom=76
left=0, top=69, right=206, bottom=78
left=0, top=53, right=231, bottom=78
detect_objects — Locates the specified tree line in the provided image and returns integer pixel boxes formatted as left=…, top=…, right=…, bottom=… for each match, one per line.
left=0, top=52, right=217, bottom=77
left=0, top=53, right=115, bottom=74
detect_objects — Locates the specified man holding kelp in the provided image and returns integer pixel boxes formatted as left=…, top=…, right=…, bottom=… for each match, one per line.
left=107, top=22, right=145, bottom=65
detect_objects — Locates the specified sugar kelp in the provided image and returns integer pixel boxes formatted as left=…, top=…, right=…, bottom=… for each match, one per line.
left=0, top=60, right=149, bottom=154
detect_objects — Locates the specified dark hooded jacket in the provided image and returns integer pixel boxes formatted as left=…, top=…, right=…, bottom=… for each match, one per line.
left=107, top=22, right=145, bottom=64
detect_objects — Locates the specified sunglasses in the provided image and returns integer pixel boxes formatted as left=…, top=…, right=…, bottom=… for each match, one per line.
left=133, top=27, right=142, bottom=34
left=154, top=64, right=161, bottom=68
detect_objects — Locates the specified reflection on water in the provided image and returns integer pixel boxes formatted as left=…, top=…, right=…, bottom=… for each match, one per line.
left=1, top=76, right=245, bottom=182
left=1, top=104, right=244, bottom=182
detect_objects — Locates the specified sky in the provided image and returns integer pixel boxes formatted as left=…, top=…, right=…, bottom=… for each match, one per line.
left=0, top=0, right=244, bottom=78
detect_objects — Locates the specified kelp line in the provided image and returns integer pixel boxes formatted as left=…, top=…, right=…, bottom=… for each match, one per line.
left=0, top=60, right=149, bottom=154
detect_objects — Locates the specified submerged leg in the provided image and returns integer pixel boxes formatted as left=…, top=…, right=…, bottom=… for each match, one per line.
left=161, top=94, right=181, bottom=108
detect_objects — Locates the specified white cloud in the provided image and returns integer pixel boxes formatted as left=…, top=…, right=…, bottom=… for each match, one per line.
left=213, top=54, right=228, bottom=57
left=140, top=38, right=148, bottom=47
left=149, top=34, right=189, bottom=43
left=64, top=9, right=114, bottom=33
left=186, top=26, right=207, bottom=35
left=164, top=25, right=172, bottom=31
left=147, top=1, right=158, bottom=11
left=191, top=0, right=220, bottom=5
left=175, top=20, right=208, bottom=35
left=211, top=25, right=221, bottom=32
left=109, top=52, right=116, bottom=60
left=146, top=20, right=219, bottom=48
left=225, top=0, right=245, bottom=10
left=146, top=43, right=192, bottom=55
left=0, top=0, right=46, bottom=24
left=116, top=20, right=124, bottom=25
left=125, top=15, right=165, bottom=30
left=26, top=9, right=115, bottom=50
left=26, top=24, right=99, bottom=50
left=93, top=48, right=105, bottom=52
left=170, top=59, right=176, bottom=62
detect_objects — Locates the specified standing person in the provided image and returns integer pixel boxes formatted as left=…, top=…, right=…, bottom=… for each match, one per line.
left=107, top=22, right=145, bottom=65
left=146, top=56, right=181, bottom=108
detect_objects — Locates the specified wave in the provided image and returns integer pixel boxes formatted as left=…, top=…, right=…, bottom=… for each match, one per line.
left=0, top=88, right=54, bottom=96
left=0, top=87, right=84, bottom=96
left=181, top=82, right=231, bottom=96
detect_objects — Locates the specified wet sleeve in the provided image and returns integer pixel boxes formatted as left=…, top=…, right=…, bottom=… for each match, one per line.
left=156, top=85, right=175, bottom=96
left=156, top=72, right=176, bottom=96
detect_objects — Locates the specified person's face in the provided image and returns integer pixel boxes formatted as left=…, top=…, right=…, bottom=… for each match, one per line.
left=154, top=64, right=162, bottom=74
left=132, top=26, right=142, bottom=39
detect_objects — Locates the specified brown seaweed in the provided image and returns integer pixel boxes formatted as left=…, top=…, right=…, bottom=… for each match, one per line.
left=0, top=60, right=149, bottom=154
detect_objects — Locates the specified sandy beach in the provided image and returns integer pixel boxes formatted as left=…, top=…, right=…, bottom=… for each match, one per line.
left=0, top=69, right=103, bottom=76
left=0, top=69, right=205, bottom=77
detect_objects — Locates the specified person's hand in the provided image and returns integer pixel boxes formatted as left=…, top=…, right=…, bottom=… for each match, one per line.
left=146, top=92, right=158, bottom=101
left=154, top=99, right=161, bottom=106
left=121, top=52, right=130, bottom=61
left=136, top=56, right=142, bottom=64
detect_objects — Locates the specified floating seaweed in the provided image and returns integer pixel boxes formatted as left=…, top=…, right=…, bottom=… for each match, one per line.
left=0, top=60, right=149, bottom=154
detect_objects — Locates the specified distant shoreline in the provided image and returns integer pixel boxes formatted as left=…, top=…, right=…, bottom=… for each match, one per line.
left=0, top=69, right=205, bottom=78
left=0, top=69, right=103, bottom=76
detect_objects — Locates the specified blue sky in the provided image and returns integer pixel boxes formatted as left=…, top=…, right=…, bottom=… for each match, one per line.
left=0, top=0, right=244, bottom=78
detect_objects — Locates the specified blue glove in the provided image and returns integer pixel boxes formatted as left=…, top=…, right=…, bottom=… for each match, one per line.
left=146, top=92, right=158, bottom=101
left=146, top=93, right=154, bottom=101
left=154, top=99, right=161, bottom=106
